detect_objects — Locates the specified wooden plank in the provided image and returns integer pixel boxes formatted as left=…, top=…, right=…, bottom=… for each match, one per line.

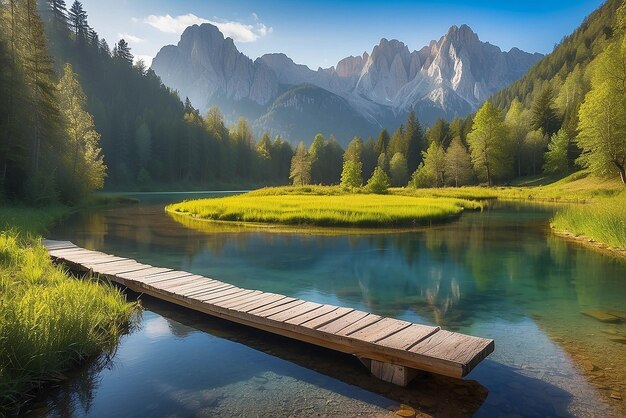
left=348, top=317, right=412, bottom=343
left=377, top=324, right=440, bottom=351
left=206, top=289, right=259, bottom=305
left=86, top=259, right=142, bottom=271
left=251, top=299, right=306, bottom=318
left=43, top=240, right=76, bottom=250
left=298, top=306, right=352, bottom=328
left=243, top=296, right=297, bottom=315
left=94, top=262, right=151, bottom=275
left=49, top=247, right=92, bottom=256
left=73, top=255, right=127, bottom=265
left=216, top=290, right=264, bottom=305
left=195, top=287, right=245, bottom=302
left=231, top=294, right=289, bottom=312
left=213, top=290, right=264, bottom=307
left=118, top=267, right=172, bottom=280
left=267, top=301, right=323, bottom=322
left=286, top=305, right=341, bottom=326
left=150, top=275, right=204, bottom=290
left=59, top=252, right=111, bottom=262
left=158, top=277, right=215, bottom=292
left=409, top=330, right=493, bottom=366
left=179, top=282, right=233, bottom=298
left=220, top=292, right=279, bottom=310
left=141, top=271, right=194, bottom=285
left=316, top=310, right=370, bottom=334
left=333, top=313, right=382, bottom=337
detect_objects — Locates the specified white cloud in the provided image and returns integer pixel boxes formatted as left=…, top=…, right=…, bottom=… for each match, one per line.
left=252, top=12, right=259, bottom=21
left=143, top=13, right=272, bottom=42
left=119, top=33, right=145, bottom=44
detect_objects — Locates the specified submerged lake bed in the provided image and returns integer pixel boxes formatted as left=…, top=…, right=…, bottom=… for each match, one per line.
left=26, top=192, right=626, bottom=417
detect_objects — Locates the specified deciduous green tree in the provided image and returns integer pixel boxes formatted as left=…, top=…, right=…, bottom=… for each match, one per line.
left=389, top=152, right=408, bottom=186
left=421, top=141, right=446, bottom=187
left=577, top=36, right=626, bottom=184
left=544, top=128, right=570, bottom=174
left=340, top=159, right=362, bottom=190
left=505, top=98, right=531, bottom=177
left=467, top=101, right=509, bottom=186
left=57, top=63, right=105, bottom=197
left=445, top=137, right=473, bottom=187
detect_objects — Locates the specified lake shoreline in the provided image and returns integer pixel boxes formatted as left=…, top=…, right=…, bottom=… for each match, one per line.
left=552, top=229, right=626, bottom=259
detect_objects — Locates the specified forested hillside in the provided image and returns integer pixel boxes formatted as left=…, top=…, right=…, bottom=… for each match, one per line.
left=490, top=0, right=620, bottom=135
left=0, top=0, right=295, bottom=202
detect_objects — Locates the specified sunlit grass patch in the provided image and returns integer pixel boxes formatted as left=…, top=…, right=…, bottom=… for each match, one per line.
left=551, top=192, right=626, bottom=249
left=0, top=230, right=136, bottom=410
left=167, top=193, right=483, bottom=228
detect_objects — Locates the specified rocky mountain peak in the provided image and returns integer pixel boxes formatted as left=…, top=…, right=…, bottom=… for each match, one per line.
left=151, top=22, right=542, bottom=143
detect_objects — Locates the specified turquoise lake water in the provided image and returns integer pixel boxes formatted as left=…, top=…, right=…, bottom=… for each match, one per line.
left=25, top=192, right=626, bottom=417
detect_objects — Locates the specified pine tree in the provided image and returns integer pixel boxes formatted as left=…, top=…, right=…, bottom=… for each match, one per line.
left=426, top=118, right=451, bottom=147
left=387, top=125, right=405, bottom=157
left=49, top=0, right=68, bottom=27
left=289, top=142, right=311, bottom=186
left=68, top=1, right=88, bottom=38
left=340, top=159, right=362, bottom=190
left=374, top=128, right=390, bottom=156
left=309, top=133, right=326, bottom=184
left=404, top=111, right=425, bottom=174
left=505, top=98, right=531, bottom=177
left=343, top=136, right=363, bottom=163
left=366, top=166, right=389, bottom=194
left=531, top=87, right=561, bottom=137
left=20, top=0, right=63, bottom=178
left=113, top=38, right=132, bottom=65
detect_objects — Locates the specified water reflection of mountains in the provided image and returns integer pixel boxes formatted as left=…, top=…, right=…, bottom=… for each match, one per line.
left=56, top=203, right=626, bottom=331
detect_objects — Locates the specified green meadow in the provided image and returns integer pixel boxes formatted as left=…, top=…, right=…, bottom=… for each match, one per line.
left=167, top=192, right=483, bottom=228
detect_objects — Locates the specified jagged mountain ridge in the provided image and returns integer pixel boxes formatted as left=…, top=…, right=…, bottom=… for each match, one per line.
left=151, top=23, right=542, bottom=145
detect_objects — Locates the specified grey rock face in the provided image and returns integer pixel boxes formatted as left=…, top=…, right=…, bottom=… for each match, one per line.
left=151, top=22, right=542, bottom=141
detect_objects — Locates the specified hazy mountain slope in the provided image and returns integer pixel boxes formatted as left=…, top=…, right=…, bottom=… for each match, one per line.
left=254, top=84, right=379, bottom=146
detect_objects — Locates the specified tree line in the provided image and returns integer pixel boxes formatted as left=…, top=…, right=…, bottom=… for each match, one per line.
left=287, top=2, right=626, bottom=189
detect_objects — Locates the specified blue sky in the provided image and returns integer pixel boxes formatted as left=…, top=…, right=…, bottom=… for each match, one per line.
left=79, top=0, right=604, bottom=68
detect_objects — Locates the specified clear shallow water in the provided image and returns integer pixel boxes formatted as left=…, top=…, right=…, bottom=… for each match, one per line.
left=26, top=192, right=626, bottom=417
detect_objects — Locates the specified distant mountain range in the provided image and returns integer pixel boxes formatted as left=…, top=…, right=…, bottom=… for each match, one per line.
left=151, top=23, right=542, bottom=146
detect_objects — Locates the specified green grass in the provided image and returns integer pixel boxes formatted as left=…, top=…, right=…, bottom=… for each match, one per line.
left=551, top=191, right=626, bottom=249
left=0, top=207, right=137, bottom=411
left=167, top=192, right=483, bottom=228
left=0, top=205, right=70, bottom=235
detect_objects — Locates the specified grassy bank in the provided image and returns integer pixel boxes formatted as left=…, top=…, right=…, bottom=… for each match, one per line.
left=0, top=207, right=136, bottom=411
left=551, top=191, right=626, bottom=250
left=398, top=171, right=623, bottom=203
left=167, top=192, right=482, bottom=228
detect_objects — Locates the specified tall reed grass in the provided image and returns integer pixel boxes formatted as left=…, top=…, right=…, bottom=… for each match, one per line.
left=0, top=206, right=136, bottom=411
left=551, top=192, right=626, bottom=249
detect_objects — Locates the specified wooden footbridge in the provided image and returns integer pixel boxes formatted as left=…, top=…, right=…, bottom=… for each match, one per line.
left=44, top=239, right=494, bottom=386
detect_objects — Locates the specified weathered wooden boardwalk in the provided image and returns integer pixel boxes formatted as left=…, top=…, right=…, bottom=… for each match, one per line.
left=44, top=239, right=494, bottom=386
